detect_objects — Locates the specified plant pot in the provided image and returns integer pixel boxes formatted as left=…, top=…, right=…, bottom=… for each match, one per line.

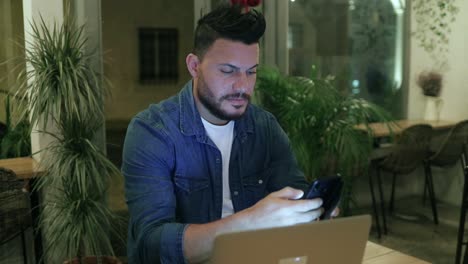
left=424, top=96, right=443, bottom=121
left=63, top=256, right=122, bottom=264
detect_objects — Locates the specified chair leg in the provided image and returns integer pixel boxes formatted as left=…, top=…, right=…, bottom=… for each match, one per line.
left=20, top=228, right=28, bottom=264
left=424, top=163, right=439, bottom=225
left=423, top=174, right=428, bottom=205
left=376, top=167, right=388, bottom=234
left=456, top=162, right=468, bottom=264
left=463, top=246, right=468, bottom=264
left=369, top=167, right=382, bottom=238
left=390, top=173, right=397, bottom=214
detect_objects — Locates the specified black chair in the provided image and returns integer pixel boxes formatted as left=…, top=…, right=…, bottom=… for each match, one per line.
left=0, top=167, right=32, bottom=264
left=428, top=120, right=468, bottom=263
left=458, top=159, right=468, bottom=264
left=372, top=124, right=433, bottom=234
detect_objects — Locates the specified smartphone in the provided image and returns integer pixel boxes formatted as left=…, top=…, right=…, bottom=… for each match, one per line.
left=303, top=175, right=343, bottom=220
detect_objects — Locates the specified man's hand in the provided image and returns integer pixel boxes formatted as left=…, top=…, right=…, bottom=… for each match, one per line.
left=238, top=187, right=323, bottom=230
left=183, top=187, right=323, bottom=263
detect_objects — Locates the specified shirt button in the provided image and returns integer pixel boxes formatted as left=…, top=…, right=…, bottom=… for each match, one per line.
left=216, top=158, right=221, bottom=163
left=233, top=191, right=239, bottom=196
left=258, top=179, right=263, bottom=184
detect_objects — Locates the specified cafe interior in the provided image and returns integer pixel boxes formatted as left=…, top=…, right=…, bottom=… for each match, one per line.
left=1, top=0, right=467, bottom=263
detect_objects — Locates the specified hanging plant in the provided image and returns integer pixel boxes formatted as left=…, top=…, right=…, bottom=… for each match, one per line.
left=412, top=0, right=459, bottom=70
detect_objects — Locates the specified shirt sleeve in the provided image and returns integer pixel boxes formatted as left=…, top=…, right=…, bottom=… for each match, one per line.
left=265, top=114, right=309, bottom=193
left=122, top=116, right=188, bottom=264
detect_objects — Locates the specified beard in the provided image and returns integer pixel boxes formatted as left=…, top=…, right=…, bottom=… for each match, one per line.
left=196, top=74, right=251, bottom=121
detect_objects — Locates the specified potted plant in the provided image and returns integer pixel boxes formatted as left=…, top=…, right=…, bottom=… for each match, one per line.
left=417, top=71, right=443, bottom=97
left=0, top=91, right=31, bottom=158
left=417, top=71, right=444, bottom=121
left=255, top=66, right=391, bottom=215
left=9, top=14, right=123, bottom=263
left=411, top=1, right=459, bottom=122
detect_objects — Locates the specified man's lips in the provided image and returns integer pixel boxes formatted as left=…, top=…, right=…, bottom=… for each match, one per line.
left=221, top=93, right=251, bottom=108
left=226, top=97, right=247, bottom=103
left=222, top=93, right=251, bottom=101
left=225, top=96, right=249, bottom=107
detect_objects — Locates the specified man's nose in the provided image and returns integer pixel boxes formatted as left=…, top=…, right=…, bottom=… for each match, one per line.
left=233, top=73, right=250, bottom=90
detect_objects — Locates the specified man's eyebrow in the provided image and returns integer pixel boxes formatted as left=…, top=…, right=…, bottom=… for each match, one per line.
left=218, top=63, right=259, bottom=70
left=248, top=64, right=259, bottom=70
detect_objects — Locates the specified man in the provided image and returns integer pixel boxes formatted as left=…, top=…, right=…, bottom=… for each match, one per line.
left=122, top=4, right=328, bottom=263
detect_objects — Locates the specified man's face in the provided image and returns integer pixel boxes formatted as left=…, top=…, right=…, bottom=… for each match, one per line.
left=193, top=39, right=259, bottom=125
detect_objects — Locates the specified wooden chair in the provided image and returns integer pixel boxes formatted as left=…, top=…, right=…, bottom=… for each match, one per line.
left=0, top=167, right=32, bottom=264
left=373, top=124, right=433, bottom=234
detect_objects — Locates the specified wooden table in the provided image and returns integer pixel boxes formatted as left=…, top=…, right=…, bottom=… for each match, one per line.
left=357, top=119, right=457, bottom=138
left=0, top=157, right=44, bottom=263
left=363, top=241, right=430, bottom=263
left=0, top=157, right=42, bottom=179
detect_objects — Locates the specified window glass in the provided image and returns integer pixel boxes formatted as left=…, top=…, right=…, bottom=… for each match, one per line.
left=288, top=0, right=406, bottom=118
left=0, top=0, right=25, bottom=122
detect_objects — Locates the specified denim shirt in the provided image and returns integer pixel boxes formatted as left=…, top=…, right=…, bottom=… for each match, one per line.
left=122, top=81, right=308, bottom=264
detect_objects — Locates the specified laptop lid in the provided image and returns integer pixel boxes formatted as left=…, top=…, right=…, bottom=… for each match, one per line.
left=211, top=214, right=371, bottom=264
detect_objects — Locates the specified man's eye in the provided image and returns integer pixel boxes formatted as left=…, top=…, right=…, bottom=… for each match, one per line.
left=247, top=70, right=257, bottom=75
left=220, top=68, right=234, bottom=74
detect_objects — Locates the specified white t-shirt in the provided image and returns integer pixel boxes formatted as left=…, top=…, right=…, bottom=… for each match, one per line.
left=201, top=118, right=235, bottom=218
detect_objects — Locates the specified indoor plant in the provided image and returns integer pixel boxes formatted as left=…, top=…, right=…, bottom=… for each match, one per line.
left=255, top=66, right=391, bottom=215
left=412, top=0, right=459, bottom=122
left=417, top=71, right=443, bottom=97
left=417, top=70, right=444, bottom=121
left=11, top=15, right=122, bottom=263
left=0, top=91, right=31, bottom=158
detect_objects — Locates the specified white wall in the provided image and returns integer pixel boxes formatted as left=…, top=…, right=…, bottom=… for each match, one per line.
left=406, top=0, right=468, bottom=205
left=407, top=0, right=468, bottom=121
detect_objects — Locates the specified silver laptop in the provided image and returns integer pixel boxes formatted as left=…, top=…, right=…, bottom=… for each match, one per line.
left=211, top=214, right=371, bottom=264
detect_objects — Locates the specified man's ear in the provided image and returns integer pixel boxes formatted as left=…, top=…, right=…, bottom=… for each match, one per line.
left=186, top=53, right=200, bottom=78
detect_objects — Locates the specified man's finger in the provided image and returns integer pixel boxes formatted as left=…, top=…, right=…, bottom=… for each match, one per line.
left=271, top=186, right=304, bottom=200
left=331, top=207, right=340, bottom=218
left=297, top=208, right=323, bottom=223
left=289, top=198, right=323, bottom=212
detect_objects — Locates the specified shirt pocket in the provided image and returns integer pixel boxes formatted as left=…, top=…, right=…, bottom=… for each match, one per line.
left=174, top=174, right=209, bottom=194
left=174, top=174, right=211, bottom=223
left=241, top=168, right=270, bottom=207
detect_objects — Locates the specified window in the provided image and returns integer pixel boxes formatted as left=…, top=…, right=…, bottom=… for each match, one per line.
left=285, top=0, right=407, bottom=118
left=138, top=28, right=179, bottom=83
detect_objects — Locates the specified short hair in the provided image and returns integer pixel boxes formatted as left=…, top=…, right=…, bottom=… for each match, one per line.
left=193, top=4, right=266, bottom=59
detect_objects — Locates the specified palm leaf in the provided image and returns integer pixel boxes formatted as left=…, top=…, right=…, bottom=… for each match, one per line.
left=0, top=95, right=31, bottom=158
left=14, top=16, right=105, bottom=129
left=255, top=66, right=392, bottom=215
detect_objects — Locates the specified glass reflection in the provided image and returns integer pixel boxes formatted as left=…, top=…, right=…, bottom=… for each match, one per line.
left=288, top=0, right=406, bottom=118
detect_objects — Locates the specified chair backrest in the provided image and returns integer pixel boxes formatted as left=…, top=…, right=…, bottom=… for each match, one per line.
left=0, top=167, right=30, bottom=243
left=0, top=167, right=23, bottom=192
left=380, top=124, right=433, bottom=174
left=430, top=120, right=468, bottom=167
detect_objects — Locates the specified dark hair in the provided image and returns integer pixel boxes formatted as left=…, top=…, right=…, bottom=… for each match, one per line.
left=193, top=4, right=266, bottom=58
